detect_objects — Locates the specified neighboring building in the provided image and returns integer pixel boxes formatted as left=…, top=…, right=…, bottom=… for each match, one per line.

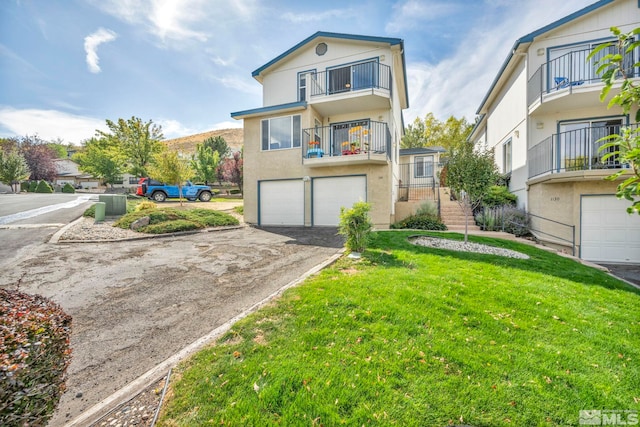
left=395, top=146, right=445, bottom=220
left=54, top=158, right=99, bottom=188
left=231, top=31, right=412, bottom=228
left=468, top=0, right=640, bottom=263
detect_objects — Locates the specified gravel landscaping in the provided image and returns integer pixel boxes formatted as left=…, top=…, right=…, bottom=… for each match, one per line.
left=410, top=235, right=530, bottom=259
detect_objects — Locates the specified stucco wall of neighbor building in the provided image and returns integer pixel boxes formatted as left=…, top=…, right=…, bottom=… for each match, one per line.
left=527, top=172, right=623, bottom=253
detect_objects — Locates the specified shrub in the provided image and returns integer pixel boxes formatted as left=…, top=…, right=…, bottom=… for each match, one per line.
left=83, top=205, right=95, bottom=218
left=20, top=182, right=29, bottom=192
left=234, top=205, right=244, bottom=215
left=415, top=201, right=438, bottom=218
left=483, top=185, right=517, bottom=208
left=28, top=181, right=37, bottom=192
left=61, top=183, right=75, bottom=193
left=338, top=201, right=373, bottom=253
left=35, top=180, right=53, bottom=194
left=135, top=201, right=157, bottom=212
left=475, top=206, right=530, bottom=236
left=0, top=289, right=72, bottom=426
left=391, top=214, right=447, bottom=231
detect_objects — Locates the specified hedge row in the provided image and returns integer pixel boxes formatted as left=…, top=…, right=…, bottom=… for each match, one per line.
left=0, top=289, right=72, bottom=426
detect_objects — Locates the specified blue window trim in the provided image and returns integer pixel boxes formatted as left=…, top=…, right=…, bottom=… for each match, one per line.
left=261, top=114, right=302, bottom=151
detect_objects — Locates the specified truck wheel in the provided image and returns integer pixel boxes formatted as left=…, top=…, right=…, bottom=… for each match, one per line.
left=152, top=191, right=167, bottom=202
left=198, top=191, right=212, bottom=202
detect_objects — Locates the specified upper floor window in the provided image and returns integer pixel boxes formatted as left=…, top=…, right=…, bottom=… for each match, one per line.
left=298, top=70, right=317, bottom=102
left=328, top=60, right=379, bottom=94
left=503, top=138, right=512, bottom=174
left=261, top=115, right=301, bottom=151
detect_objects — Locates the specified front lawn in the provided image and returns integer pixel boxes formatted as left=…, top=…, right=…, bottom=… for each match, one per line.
left=158, top=231, right=639, bottom=426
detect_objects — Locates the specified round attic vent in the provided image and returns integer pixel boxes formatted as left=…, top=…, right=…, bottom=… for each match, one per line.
left=315, top=42, right=327, bottom=56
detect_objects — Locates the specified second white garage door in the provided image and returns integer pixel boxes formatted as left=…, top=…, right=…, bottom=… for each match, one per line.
left=581, top=195, right=640, bottom=263
left=312, top=176, right=367, bottom=226
left=259, top=180, right=304, bottom=226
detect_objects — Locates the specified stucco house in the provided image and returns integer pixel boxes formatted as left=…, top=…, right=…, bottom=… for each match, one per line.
left=231, top=31, right=411, bottom=228
left=468, top=0, right=639, bottom=263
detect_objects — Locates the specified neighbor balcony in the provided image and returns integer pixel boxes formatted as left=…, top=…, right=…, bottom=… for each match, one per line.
left=302, top=120, right=391, bottom=167
left=527, top=47, right=638, bottom=114
left=528, top=123, right=638, bottom=180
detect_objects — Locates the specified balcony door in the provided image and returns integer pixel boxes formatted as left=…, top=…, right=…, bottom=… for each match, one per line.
left=328, top=60, right=377, bottom=94
left=331, top=120, right=369, bottom=155
left=558, top=118, right=623, bottom=170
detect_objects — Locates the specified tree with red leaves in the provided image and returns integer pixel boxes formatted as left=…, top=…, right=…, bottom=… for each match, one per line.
left=14, top=136, right=59, bottom=181
left=218, top=150, right=243, bottom=193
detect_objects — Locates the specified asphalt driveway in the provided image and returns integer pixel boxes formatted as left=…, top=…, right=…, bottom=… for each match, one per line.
left=0, top=226, right=343, bottom=426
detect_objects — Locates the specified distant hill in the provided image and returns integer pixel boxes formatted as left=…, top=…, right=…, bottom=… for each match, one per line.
left=164, top=128, right=243, bottom=155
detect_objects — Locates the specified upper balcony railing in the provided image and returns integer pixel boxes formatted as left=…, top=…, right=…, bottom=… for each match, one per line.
left=528, top=123, right=638, bottom=179
left=527, top=47, right=638, bottom=107
left=309, top=62, right=391, bottom=97
left=302, top=120, right=391, bottom=162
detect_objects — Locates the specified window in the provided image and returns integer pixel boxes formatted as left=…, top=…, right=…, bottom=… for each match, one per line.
left=332, top=120, right=369, bottom=155
left=559, top=118, right=623, bottom=170
left=113, top=176, right=123, bottom=185
left=503, top=139, right=512, bottom=174
left=415, top=155, right=434, bottom=178
left=129, top=177, right=139, bottom=185
left=328, top=60, right=378, bottom=94
left=261, top=115, right=301, bottom=150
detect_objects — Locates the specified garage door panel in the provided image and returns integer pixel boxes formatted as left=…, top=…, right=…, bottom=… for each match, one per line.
left=260, top=180, right=304, bottom=226
left=313, top=176, right=366, bottom=227
left=581, top=195, right=640, bottom=263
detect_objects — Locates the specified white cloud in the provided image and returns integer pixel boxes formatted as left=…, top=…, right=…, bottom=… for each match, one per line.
left=211, top=75, right=261, bottom=95
left=403, top=0, right=596, bottom=122
left=0, top=107, right=106, bottom=143
left=386, top=0, right=459, bottom=33
left=210, top=121, right=242, bottom=130
left=84, top=28, right=117, bottom=73
left=282, top=9, right=351, bottom=23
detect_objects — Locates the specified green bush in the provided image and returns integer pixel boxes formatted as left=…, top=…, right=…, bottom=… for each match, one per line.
left=229, top=189, right=241, bottom=195
left=483, top=185, right=517, bottom=208
left=141, top=219, right=200, bottom=234
left=0, top=289, right=72, bottom=426
left=415, top=201, right=438, bottom=217
left=338, top=201, right=373, bottom=253
left=61, top=183, right=75, bottom=193
left=391, top=214, right=447, bottom=231
left=35, top=180, right=53, bottom=194
left=476, top=207, right=530, bottom=236
left=135, top=201, right=157, bottom=211
left=113, top=207, right=239, bottom=233
left=28, top=181, right=37, bottom=192
left=83, top=205, right=95, bottom=218
left=20, top=182, right=29, bottom=192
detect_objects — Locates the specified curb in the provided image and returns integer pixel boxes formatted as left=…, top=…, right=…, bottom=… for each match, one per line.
left=64, top=249, right=345, bottom=427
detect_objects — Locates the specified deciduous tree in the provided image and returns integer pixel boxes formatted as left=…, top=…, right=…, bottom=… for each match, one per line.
left=445, top=144, right=498, bottom=242
left=97, top=117, right=164, bottom=177
left=148, top=151, right=194, bottom=206
left=589, top=26, right=640, bottom=214
left=0, top=149, right=30, bottom=192
left=16, top=136, right=58, bottom=181
left=73, top=137, right=126, bottom=188
left=203, top=135, right=230, bottom=159
left=401, top=113, right=473, bottom=152
left=218, top=150, right=243, bottom=193
left=191, top=143, right=220, bottom=185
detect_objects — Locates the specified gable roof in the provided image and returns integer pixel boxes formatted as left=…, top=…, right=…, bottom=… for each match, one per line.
left=475, top=0, right=615, bottom=115
left=399, top=147, right=446, bottom=156
left=252, top=31, right=404, bottom=78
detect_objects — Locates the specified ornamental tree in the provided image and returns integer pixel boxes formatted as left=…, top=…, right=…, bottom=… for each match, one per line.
left=588, top=26, right=640, bottom=214
left=148, top=150, right=194, bottom=206
left=191, top=142, right=220, bottom=185
left=0, top=149, right=30, bottom=192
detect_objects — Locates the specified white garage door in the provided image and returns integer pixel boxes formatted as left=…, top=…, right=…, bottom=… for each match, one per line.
left=259, top=180, right=304, bottom=226
left=313, top=176, right=367, bottom=226
left=581, top=195, right=640, bottom=263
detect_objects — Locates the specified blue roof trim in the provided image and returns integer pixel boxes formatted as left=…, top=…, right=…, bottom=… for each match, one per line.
left=252, top=31, right=404, bottom=78
left=475, top=0, right=615, bottom=115
left=399, top=146, right=446, bottom=156
left=230, top=101, right=307, bottom=119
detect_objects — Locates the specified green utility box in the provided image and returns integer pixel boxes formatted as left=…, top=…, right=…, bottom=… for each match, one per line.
left=94, top=202, right=106, bottom=223
left=98, top=194, right=127, bottom=215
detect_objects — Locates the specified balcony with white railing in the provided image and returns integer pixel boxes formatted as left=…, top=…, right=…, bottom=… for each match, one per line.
left=303, top=61, right=392, bottom=116
left=527, top=46, right=638, bottom=114
left=302, top=120, right=391, bottom=167
left=528, top=123, right=637, bottom=180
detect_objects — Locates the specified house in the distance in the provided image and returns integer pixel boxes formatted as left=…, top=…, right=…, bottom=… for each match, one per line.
left=232, top=31, right=419, bottom=228
left=468, top=0, right=640, bottom=263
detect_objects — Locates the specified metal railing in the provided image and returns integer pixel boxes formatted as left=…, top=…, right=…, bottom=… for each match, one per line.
left=397, top=162, right=438, bottom=202
left=309, top=62, right=391, bottom=97
left=527, top=47, right=638, bottom=106
left=302, top=121, right=391, bottom=161
left=528, top=123, right=638, bottom=178
left=528, top=213, right=576, bottom=256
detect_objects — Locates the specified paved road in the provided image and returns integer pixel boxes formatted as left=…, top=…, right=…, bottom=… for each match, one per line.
left=1, top=221, right=343, bottom=426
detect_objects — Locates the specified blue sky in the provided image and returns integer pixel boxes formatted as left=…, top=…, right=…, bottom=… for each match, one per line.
left=0, top=0, right=596, bottom=144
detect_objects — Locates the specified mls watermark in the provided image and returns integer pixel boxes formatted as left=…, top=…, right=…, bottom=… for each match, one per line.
left=580, top=410, right=639, bottom=425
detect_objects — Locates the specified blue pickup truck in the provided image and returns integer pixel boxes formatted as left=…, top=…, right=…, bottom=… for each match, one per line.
left=136, top=178, right=213, bottom=202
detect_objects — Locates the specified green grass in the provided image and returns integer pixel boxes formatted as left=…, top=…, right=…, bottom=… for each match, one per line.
left=157, top=231, right=640, bottom=426
left=113, top=207, right=239, bottom=233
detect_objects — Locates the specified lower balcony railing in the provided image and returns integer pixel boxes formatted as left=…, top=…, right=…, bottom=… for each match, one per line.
left=528, top=123, right=638, bottom=179
left=302, top=120, right=391, bottom=162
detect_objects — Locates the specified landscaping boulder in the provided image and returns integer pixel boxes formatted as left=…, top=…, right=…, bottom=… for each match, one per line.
left=130, top=216, right=150, bottom=230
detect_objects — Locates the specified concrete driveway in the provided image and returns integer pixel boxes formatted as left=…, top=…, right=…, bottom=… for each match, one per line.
left=0, top=226, right=343, bottom=426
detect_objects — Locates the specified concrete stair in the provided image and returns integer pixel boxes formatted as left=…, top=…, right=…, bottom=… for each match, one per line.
left=439, top=187, right=481, bottom=231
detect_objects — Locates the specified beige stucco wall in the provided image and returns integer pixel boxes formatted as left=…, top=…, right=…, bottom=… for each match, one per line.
left=527, top=171, right=625, bottom=253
